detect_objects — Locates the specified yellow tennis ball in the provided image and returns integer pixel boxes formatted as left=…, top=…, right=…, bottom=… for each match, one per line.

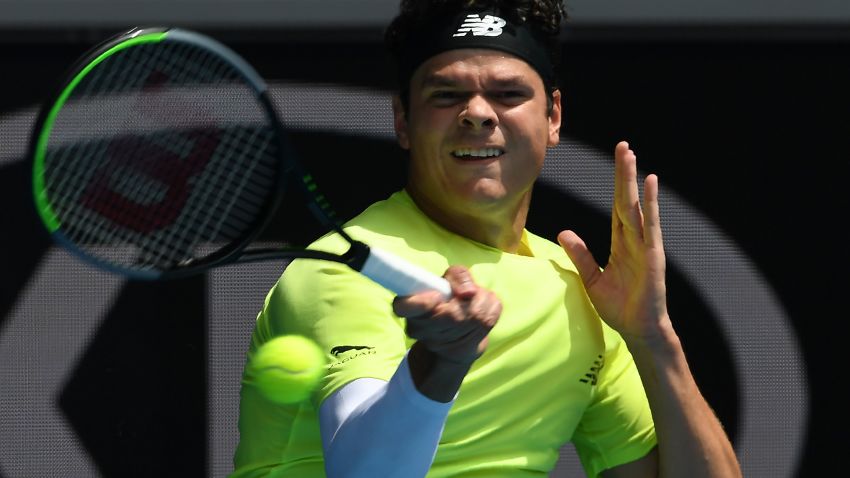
left=248, top=335, right=326, bottom=405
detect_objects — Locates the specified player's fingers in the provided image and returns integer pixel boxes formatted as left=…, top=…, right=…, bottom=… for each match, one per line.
left=615, top=143, right=643, bottom=235
left=443, top=265, right=478, bottom=299
left=406, top=289, right=500, bottom=343
left=612, top=141, right=627, bottom=232
left=404, top=298, right=472, bottom=341
left=558, top=230, right=602, bottom=288
left=393, top=289, right=448, bottom=319
left=467, top=289, right=502, bottom=329
left=643, top=174, right=663, bottom=248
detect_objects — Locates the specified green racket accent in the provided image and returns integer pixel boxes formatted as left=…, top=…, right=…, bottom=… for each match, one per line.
left=304, top=174, right=319, bottom=192
left=32, top=31, right=169, bottom=233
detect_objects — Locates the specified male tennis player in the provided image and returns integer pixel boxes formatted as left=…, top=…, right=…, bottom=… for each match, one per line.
left=232, top=1, right=742, bottom=477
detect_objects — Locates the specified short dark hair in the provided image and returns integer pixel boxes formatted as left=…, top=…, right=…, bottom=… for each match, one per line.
left=384, top=0, right=567, bottom=114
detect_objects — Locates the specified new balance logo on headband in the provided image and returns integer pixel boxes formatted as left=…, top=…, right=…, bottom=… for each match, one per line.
left=453, top=14, right=507, bottom=37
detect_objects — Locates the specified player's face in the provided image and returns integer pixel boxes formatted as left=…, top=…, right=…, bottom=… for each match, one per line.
left=394, top=49, right=561, bottom=222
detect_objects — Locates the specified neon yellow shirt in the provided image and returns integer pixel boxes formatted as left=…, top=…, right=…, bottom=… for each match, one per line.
left=232, top=190, right=656, bottom=477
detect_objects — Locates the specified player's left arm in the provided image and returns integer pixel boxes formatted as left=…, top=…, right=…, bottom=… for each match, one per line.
left=558, top=141, right=742, bottom=478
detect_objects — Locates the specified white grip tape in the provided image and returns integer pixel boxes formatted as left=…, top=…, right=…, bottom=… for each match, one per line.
left=360, top=247, right=452, bottom=299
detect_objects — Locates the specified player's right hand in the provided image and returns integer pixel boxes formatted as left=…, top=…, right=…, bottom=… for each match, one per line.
left=393, top=265, right=501, bottom=367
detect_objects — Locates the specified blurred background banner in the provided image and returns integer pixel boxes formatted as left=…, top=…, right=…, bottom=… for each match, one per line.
left=1, top=0, right=850, bottom=26
left=1, top=1, right=845, bottom=477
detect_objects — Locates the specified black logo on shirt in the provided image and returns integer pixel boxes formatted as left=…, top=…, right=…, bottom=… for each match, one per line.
left=329, top=345, right=377, bottom=368
left=579, top=355, right=604, bottom=385
left=330, top=345, right=374, bottom=356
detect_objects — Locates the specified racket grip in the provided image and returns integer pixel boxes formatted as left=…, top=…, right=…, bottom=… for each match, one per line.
left=360, top=247, right=452, bottom=300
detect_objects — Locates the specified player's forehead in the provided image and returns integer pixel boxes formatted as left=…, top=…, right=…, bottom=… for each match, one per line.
left=412, top=49, right=541, bottom=88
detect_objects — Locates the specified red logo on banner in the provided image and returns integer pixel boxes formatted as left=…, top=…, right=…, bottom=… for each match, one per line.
left=81, top=129, right=221, bottom=233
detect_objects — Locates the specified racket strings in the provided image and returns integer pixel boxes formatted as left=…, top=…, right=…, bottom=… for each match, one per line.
left=53, top=131, right=213, bottom=266
left=42, top=38, right=281, bottom=272
left=47, top=48, right=154, bottom=201
left=170, top=126, right=272, bottom=265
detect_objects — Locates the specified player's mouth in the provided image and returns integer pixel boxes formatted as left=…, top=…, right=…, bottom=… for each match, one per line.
left=451, top=148, right=504, bottom=160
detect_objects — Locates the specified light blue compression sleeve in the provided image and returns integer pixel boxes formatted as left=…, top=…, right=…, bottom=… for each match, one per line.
left=318, top=353, right=454, bottom=477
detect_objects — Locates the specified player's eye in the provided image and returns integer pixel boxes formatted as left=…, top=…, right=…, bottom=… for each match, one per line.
left=428, top=90, right=464, bottom=104
left=492, top=90, right=528, bottom=104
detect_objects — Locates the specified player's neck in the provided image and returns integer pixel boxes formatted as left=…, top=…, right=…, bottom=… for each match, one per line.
left=408, top=188, right=531, bottom=254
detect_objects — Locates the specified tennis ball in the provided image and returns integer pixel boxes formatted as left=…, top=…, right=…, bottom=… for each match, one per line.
left=247, top=335, right=326, bottom=405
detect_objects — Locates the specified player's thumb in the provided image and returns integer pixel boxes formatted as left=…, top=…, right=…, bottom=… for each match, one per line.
left=558, top=230, right=600, bottom=286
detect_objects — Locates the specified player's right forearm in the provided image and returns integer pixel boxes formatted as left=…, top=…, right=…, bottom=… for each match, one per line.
left=320, top=352, right=454, bottom=478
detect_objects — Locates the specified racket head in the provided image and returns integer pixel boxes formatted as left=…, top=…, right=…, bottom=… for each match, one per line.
left=30, top=27, right=290, bottom=280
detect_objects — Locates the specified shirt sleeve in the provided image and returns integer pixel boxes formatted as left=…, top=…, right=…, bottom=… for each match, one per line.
left=319, top=353, right=454, bottom=477
left=571, top=322, right=658, bottom=477
left=258, top=248, right=414, bottom=406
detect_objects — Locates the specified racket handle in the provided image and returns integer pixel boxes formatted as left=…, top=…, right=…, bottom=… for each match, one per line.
left=360, top=247, right=452, bottom=300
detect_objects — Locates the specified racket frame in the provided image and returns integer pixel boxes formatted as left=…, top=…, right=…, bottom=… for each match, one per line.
left=29, top=26, right=370, bottom=280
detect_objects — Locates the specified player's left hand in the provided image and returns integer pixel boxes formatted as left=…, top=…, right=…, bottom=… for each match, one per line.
left=557, top=141, right=671, bottom=345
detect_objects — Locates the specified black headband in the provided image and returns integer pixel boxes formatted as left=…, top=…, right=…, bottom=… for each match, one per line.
left=398, top=8, right=555, bottom=88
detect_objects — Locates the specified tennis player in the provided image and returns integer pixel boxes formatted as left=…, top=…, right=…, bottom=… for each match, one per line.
left=232, top=1, right=743, bottom=477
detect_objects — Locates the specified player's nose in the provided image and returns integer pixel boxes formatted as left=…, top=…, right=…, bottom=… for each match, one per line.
left=458, top=95, right=497, bottom=130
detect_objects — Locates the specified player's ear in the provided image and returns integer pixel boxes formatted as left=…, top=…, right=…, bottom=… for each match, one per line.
left=392, top=95, right=410, bottom=150
left=548, top=89, right=562, bottom=147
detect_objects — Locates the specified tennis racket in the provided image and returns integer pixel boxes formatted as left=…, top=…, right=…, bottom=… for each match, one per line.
left=29, top=26, right=451, bottom=298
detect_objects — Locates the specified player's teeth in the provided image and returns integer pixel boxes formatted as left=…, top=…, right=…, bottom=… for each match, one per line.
left=454, top=148, right=502, bottom=157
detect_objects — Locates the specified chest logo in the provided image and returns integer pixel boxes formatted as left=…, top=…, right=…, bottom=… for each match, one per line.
left=330, top=345, right=374, bottom=356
